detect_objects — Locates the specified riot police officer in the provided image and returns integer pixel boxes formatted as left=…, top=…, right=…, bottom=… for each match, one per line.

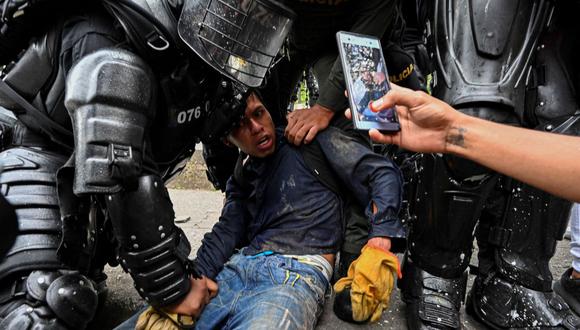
left=398, top=1, right=580, bottom=328
left=0, top=0, right=293, bottom=328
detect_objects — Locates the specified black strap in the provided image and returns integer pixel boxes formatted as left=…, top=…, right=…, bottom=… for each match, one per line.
left=0, top=276, right=27, bottom=305
left=0, top=79, right=73, bottom=150
left=102, top=0, right=179, bottom=72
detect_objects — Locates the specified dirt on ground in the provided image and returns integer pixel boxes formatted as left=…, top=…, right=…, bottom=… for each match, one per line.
left=166, top=152, right=216, bottom=191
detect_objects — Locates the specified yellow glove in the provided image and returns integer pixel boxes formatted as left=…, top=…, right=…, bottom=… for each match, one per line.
left=136, top=306, right=195, bottom=330
left=334, top=245, right=401, bottom=323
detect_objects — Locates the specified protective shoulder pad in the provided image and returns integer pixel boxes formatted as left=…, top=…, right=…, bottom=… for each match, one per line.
left=65, top=48, right=155, bottom=115
left=65, top=48, right=156, bottom=194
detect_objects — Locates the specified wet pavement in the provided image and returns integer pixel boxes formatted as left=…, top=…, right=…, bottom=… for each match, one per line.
left=89, top=189, right=573, bottom=330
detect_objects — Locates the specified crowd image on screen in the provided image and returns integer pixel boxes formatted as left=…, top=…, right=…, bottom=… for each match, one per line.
left=344, top=43, right=395, bottom=123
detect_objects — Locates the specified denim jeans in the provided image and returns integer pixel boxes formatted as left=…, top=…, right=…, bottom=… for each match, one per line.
left=571, top=203, right=580, bottom=272
left=114, top=251, right=330, bottom=330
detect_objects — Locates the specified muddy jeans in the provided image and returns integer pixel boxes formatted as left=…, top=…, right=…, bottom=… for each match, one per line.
left=114, top=251, right=330, bottom=330
left=196, top=252, right=329, bottom=329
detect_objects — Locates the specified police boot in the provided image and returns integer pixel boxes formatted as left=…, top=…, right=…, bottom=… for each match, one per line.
left=466, top=272, right=580, bottom=329
left=334, top=250, right=360, bottom=281
left=554, top=268, right=580, bottom=316
left=400, top=258, right=467, bottom=330
left=467, top=179, right=580, bottom=329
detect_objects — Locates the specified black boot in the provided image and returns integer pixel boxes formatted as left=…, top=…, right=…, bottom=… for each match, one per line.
left=467, top=272, right=580, bottom=329
left=335, top=250, right=359, bottom=280
left=400, top=258, right=465, bottom=330
left=554, top=268, right=580, bottom=316
left=333, top=251, right=366, bottom=324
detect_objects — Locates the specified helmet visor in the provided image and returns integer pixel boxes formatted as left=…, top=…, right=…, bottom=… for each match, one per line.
left=178, top=0, right=294, bottom=87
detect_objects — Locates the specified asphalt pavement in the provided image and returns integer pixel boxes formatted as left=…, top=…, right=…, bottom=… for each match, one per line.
left=89, top=189, right=573, bottom=330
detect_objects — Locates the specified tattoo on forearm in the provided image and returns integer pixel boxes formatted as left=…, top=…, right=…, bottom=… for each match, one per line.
left=447, top=127, right=467, bottom=148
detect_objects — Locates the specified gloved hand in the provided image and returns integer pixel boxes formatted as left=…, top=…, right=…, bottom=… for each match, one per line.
left=136, top=306, right=195, bottom=330
left=333, top=245, right=401, bottom=323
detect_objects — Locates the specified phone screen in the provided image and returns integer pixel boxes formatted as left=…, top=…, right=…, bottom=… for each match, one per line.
left=337, top=31, right=400, bottom=132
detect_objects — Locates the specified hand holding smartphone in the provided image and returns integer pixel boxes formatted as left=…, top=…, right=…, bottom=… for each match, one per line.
left=337, top=31, right=400, bottom=133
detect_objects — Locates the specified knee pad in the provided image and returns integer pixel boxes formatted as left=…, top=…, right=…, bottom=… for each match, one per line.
left=0, top=271, right=98, bottom=330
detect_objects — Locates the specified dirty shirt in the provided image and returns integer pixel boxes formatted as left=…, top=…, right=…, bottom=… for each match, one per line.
left=195, top=127, right=405, bottom=279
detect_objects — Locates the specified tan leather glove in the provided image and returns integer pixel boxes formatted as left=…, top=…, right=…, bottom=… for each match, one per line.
left=334, top=245, right=401, bottom=322
left=136, top=306, right=195, bottom=330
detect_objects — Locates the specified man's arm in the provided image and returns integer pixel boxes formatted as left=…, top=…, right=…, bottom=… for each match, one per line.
left=367, top=84, right=580, bottom=203
left=316, top=127, right=405, bottom=244
left=195, top=177, right=251, bottom=279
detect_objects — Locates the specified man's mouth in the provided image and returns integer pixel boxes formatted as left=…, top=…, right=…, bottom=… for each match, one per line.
left=256, top=135, right=272, bottom=151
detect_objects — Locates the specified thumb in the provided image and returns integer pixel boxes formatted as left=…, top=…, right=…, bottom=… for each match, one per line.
left=206, top=278, right=218, bottom=298
left=344, top=109, right=352, bottom=120
left=369, top=129, right=398, bottom=145
left=370, top=83, right=423, bottom=112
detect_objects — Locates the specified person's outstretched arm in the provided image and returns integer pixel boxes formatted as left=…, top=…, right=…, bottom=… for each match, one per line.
left=363, top=84, right=580, bottom=202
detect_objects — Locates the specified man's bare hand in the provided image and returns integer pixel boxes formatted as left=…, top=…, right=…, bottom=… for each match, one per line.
left=164, top=276, right=218, bottom=318
left=285, top=103, right=334, bottom=145
left=366, top=237, right=392, bottom=252
left=346, top=83, right=462, bottom=153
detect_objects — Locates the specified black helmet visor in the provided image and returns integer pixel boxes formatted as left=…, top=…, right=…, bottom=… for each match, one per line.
left=178, top=0, right=295, bottom=87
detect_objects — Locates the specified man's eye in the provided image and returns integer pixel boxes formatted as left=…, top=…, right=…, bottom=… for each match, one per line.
left=254, top=109, right=263, bottom=117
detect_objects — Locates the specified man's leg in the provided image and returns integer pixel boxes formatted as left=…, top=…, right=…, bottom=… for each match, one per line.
left=204, top=254, right=328, bottom=330
left=572, top=204, right=580, bottom=283
left=554, top=203, right=580, bottom=315
left=194, top=255, right=242, bottom=330
left=114, top=254, right=242, bottom=330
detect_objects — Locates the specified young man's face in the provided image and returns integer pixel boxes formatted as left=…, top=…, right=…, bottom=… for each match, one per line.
left=227, top=93, right=276, bottom=158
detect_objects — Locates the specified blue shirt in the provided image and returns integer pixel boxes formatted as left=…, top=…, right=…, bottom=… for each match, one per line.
left=195, top=127, right=405, bottom=279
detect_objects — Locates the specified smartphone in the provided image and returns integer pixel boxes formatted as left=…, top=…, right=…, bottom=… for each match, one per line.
left=336, top=31, right=400, bottom=132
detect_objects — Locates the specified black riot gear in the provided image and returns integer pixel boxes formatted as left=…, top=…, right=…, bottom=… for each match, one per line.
left=399, top=0, right=580, bottom=328
left=178, top=0, right=295, bottom=87
left=0, top=0, right=293, bottom=328
left=0, top=187, right=16, bottom=260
